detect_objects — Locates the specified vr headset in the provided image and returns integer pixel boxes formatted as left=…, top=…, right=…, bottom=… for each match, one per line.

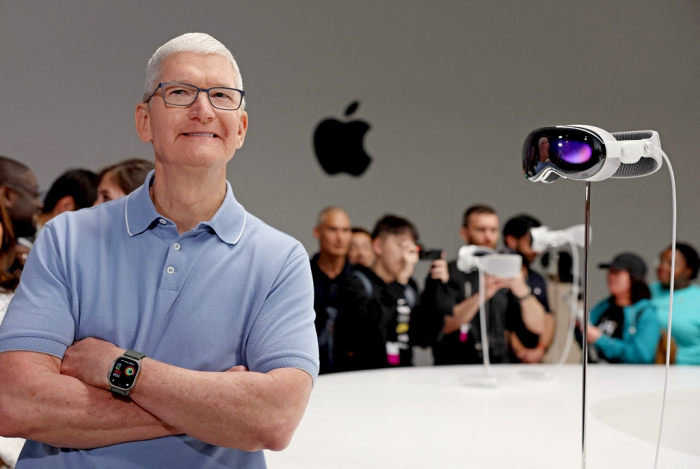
left=522, top=125, right=664, bottom=183
left=456, top=245, right=522, bottom=279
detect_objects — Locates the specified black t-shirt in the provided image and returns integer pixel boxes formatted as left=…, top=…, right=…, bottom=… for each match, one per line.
left=422, top=261, right=517, bottom=365
left=310, top=254, right=354, bottom=374
left=596, top=303, right=625, bottom=340
left=334, top=265, right=425, bottom=372
left=506, top=268, right=553, bottom=358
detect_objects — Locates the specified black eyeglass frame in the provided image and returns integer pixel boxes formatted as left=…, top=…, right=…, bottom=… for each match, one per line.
left=2, top=182, right=42, bottom=200
left=145, top=82, right=245, bottom=111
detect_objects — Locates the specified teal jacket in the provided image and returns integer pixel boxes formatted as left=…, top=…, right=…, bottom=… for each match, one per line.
left=590, top=298, right=660, bottom=364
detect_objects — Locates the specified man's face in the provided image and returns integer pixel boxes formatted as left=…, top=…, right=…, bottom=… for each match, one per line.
left=460, top=213, right=499, bottom=250
left=374, top=232, right=415, bottom=277
left=135, top=52, right=248, bottom=171
left=314, top=211, right=351, bottom=257
left=506, top=232, right=537, bottom=264
left=2, top=169, right=42, bottom=238
left=348, top=232, right=375, bottom=267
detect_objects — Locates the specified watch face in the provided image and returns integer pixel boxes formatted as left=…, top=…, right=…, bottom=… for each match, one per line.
left=110, top=357, right=139, bottom=389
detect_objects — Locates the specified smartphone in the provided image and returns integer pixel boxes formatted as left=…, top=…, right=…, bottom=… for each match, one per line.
left=419, top=248, right=443, bottom=261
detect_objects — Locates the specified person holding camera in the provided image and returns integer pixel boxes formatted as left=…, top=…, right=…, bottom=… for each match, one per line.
left=334, top=215, right=427, bottom=372
left=422, top=205, right=547, bottom=365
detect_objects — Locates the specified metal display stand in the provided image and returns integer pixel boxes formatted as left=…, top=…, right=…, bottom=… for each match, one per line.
left=581, top=181, right=591, bottom=469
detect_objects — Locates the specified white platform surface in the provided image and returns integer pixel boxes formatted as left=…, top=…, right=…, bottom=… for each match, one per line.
left=266, top=365, right=700, bottom=469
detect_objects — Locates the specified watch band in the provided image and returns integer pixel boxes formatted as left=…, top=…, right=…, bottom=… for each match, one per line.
left=517, top=289, right=533, bottom=301
left=123, top=350, right=146, bottom=360
left=110, top=386, right=130, bottom=396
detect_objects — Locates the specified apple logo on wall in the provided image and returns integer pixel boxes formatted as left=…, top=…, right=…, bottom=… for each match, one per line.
left=313, top=101, right=372, bottom=177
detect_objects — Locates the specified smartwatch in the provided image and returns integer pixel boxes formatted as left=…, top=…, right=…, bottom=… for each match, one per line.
left=108, top=350, right=145, bottom=396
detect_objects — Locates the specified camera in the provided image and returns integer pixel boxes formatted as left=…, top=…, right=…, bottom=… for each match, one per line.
left=418, top=247, right=443, bottom=261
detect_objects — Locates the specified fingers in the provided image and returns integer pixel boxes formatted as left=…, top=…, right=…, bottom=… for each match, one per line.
left=429, top=259, right=449, bottom=283
left=227, top=365, right=249, bottom=372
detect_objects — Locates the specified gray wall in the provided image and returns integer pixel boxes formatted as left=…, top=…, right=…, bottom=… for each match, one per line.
left=1, top=0, right=699, bottom=302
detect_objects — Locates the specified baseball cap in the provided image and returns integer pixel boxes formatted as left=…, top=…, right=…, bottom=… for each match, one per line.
left=598, top=252, right=647, bottom=281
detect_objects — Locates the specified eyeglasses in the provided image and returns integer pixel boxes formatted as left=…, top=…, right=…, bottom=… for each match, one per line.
left=146, top=82, right=245, bottom=111
left=3, top=182, right=41, bottom=200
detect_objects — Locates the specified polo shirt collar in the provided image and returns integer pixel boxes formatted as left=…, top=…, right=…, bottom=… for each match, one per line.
left=125, top=170, right=247, bottom=245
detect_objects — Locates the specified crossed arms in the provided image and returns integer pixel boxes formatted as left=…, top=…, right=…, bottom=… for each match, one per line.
left=0, top=340, right=312, bottom=451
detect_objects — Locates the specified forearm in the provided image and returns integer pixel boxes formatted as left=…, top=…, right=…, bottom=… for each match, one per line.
left=443, top=295, right=480, bottom=334
left=130, top=360, right=312, bottom=451
left=539, top=314, right=555, bottom=347
left=509, top=332, right=527, bottom=355
left=0, top=352, right=177, bottom=449
left=519, top=297, right=546, bottom=335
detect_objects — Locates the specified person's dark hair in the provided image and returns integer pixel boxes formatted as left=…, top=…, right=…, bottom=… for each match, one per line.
left=0, top=156, right=30, bottom=186
left=630, top=279, right=652, bottom=304
left=371, top=215, right=419, bottom=242
left=99, top=159, right=154, bottom=195
left=663, top=242, right=700, bottom=280
left=462, top=204, right=496, bottom=228
left=351, top=226, right=371, bottom=236
left=0, top=202, right=19, bottom=290
left=42, top=169, right=99, bottom=213
left=503, top=214, right=541, bottom=240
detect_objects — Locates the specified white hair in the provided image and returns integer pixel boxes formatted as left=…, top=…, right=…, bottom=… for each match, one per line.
left=143, top=32, right=245, bottom=109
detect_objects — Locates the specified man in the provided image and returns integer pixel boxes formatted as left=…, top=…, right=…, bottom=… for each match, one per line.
left=348, top=226, right=375, bottom=267
left=310, top=206, right=353, bottom=374
left=0, top=33, right=318, bottom=468
left=422, top=205, right=546, bottom=365
left=0, top=157, right=42, bottom=240
left=35, top=169, right=99, bottom=229
left=334, top=215, right=425, bottom=371
left=502, top=215, right=554, bottom=363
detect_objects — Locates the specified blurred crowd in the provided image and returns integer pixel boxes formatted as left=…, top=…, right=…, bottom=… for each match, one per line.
left=310, top=206, right=700, bottom=373
left=1, top=155, right=699, bottom=379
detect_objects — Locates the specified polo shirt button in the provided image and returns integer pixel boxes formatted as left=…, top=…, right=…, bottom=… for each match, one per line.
left=174, top=243, right=181, bottom=251
left=167, top=266, right=175, bottom=274
left=159, top=219, right=166, bottom=225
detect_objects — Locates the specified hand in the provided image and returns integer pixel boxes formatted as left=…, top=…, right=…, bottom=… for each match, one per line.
left=483, top=274, right=505, bottom=300
left=517, top=346, right=545, bottom=364
left=397, top=240, right=419, bottom=284
left=498, top=269, right=530, bottom=298
left=226, top=365, right=249, bottom=372
left=586, top=325, right=602, bottom=344
left=61, top=337, right=124, bottom=390
left=15, top=244, right=30, bottom=267
left=429, top=256, right=449, bottom=284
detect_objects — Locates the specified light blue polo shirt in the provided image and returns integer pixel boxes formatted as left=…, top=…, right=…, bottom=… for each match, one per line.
left=0, top=171, right=319, bottom=468
left=650, top=281, right=700, bottom=365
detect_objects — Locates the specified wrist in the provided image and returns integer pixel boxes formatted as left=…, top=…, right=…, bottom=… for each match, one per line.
left=516, top=288, right=533, bottom=301
left=536, top=342, right=547, bottom=351
left=109, top=350, right=145, bottom=395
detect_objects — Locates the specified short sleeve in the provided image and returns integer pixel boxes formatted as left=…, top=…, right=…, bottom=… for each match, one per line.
left=244, top=244, right=319, bottom=381
left=0, top=223, right=76, bottom=357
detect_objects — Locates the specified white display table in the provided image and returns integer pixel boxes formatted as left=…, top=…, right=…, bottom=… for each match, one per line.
left=267, top=365, right=700, bottom=468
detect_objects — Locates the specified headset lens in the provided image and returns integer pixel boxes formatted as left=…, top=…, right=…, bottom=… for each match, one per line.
left=522, top=127, right=605, bottom=181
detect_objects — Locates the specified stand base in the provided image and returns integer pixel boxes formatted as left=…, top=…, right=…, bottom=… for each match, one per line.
left=519, top=368, right=554, bottom=380
left=459, top=374, right=498, bottom=387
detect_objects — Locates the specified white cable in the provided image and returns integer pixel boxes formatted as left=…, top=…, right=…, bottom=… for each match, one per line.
left=653, top=152, right=676, bottom=468
left=478, top=265, right=494, bottom=376
left=556, top=240, right=580, bottom=366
